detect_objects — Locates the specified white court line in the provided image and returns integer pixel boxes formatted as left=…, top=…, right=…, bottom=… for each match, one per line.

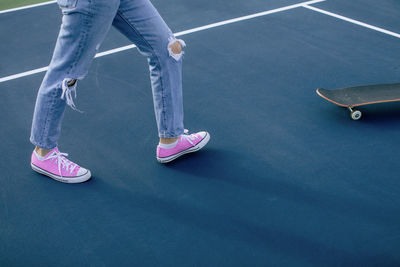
left=0, top=1, right=56, bottom=14
left=93, top=0, right=326, bottom=59
left=303, top=5, right=400, bottom=39
left=0, top=0, right=325, bottom=83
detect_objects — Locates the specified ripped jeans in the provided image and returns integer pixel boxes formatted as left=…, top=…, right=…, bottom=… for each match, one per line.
left=30, top=0, right=185, bottom=150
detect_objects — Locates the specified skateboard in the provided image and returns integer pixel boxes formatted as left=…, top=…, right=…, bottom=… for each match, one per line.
left=316, top=83, right=400, bottom=120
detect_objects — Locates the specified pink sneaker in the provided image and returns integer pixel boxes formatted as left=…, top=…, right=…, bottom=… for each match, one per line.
left=31, top=147, right=91, bottom=183
left=157, top=130, right=210, bottom=163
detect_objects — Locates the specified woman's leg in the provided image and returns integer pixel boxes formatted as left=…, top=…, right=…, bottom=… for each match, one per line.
left=112, top=0, right=185, bottom=139
left=30, top=0, right=120, bottom=150
left=30, top=0, right=121, bottom=183
left=112, top=0, right=210, bottom=163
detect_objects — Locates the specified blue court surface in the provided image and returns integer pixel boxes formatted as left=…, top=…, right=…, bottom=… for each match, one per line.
left=1, top=0, right=400, bottom=266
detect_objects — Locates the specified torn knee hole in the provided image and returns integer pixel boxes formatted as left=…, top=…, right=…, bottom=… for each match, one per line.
left=61, top=78, right=82, bottom=112
left=67, top=79, right=77, bottom=87
left=169, top=41, right=182, bottom=54
left=168, top=37, right=186, bottom=61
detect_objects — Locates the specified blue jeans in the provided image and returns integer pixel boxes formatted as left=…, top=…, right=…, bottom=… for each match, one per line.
left=30, top=0, right=185, bottom=150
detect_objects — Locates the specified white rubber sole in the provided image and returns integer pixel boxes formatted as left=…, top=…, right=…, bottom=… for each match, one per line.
left=157, top=132, right=210, bottom=163
left=31, top=163, right=91, bottom=183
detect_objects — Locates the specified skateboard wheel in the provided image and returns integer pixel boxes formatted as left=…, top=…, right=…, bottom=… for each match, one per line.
left=350, top=110, right=362, bottom=120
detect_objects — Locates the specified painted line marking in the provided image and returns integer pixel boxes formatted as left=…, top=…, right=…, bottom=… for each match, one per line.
left=0, top=0, right=326, bottom=83
left=303, top=5, right=400, bottom=39
left=93, top=0, right=326, bottom=59
left=0, top=1, right=56, bottom=14
left=0, top=67, right=50, bottom=83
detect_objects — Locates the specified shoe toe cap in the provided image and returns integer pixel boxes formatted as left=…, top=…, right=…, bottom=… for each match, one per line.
left=197, top=131, right=208, bottom=139
left=77, top=167, right=89, bottom=176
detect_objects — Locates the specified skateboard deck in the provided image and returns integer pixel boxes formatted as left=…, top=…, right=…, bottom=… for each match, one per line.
left=316, top=83, right=400, bottom=120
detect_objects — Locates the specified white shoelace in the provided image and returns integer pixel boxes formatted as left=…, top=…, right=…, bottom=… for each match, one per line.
left=180, top=129, right=200, bottom=146
left=46, top=150, right=77, bottom=177
left=61, top=79, right=83, bottom=113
